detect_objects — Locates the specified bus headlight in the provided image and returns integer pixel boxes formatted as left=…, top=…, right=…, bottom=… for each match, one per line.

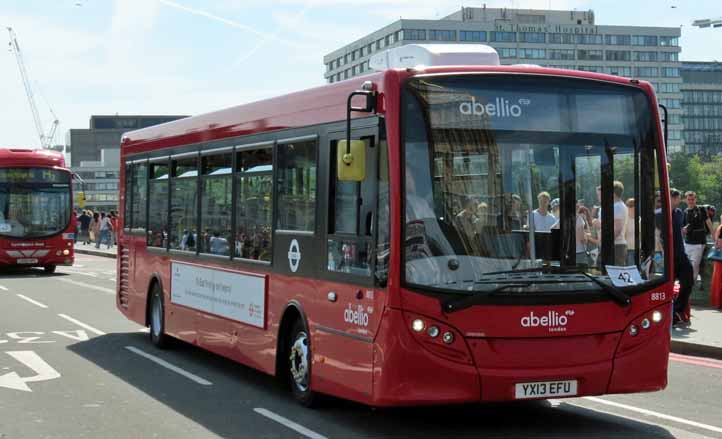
left=652, top=310, right=663, bottom=323
left=411, top=319, right=425, bottom=333
left=63, top=249, right=70, bottom=256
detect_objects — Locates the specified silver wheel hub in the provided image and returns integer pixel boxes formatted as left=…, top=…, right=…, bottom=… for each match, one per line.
left=151, top=295, right=162, bottom=337
left=289, top=331, right=309, bottom=392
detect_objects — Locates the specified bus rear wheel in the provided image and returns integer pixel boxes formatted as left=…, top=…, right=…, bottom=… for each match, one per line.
left=149, top=284, right=170, bottom=349
left=288, top=320, right=317, bottom=407
left=43, top=265, right=56, bottom=274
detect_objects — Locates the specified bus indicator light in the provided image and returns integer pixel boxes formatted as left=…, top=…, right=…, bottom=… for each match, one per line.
left=652, top=311, right=663, bottom=323
left=412, top=319, right=425, bottom=333
left=629, top=325, right=639, bottom=336
left=442, top=332, right=454, bottom=344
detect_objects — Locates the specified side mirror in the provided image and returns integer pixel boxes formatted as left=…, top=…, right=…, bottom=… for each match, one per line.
left=337, top=140, right=366, bottom=181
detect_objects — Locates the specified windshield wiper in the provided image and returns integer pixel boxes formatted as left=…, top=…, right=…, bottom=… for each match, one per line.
left=482, top=266, right=631, bottom=307
left=442, top=283, right=532, bottom=313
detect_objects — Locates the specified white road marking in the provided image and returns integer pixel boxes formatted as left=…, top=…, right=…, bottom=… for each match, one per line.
left=125, top=346, right=213, bottom=386
left=583, top=396, right=722, bottom=434
left=57, top=278, right=114, bottom=295
left=0, top=285, right=8, bottom=291
left=16, top=294, right=48, bottom=309
left=254, top=408, right=328, bottom=439
left=0, top=351, right=62, bottom=392
left=57, top=314, right=106, bottom=336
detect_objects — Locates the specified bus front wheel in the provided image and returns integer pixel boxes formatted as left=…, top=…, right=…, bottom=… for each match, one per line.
left=43, top=265, right=56, bottom=274
left=149, top=284, right=170, bottom=349
left=288, top=319, right=317, bottom=407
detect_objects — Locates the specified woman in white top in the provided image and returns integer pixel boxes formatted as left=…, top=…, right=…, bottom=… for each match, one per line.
left=625, top=198, right=636, bottom=266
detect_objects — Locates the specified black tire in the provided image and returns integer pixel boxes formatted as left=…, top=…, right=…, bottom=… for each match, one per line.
left=44, top=265, right=56, bottom=274
left=287, top=319, right=317, bottom=407
left=149, top=283, right=170, bottom=349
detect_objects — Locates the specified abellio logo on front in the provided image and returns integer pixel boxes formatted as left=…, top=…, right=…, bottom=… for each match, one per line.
left=459, top=97, right=531, bottom=118
left=520, top=310, right=575, bottom=333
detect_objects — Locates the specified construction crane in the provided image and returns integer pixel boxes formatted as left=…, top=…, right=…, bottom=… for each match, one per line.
left=7, top=26, right=59, bottom=149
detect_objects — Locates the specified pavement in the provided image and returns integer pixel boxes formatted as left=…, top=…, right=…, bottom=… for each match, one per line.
left=72, top=243, right=722, bottom=361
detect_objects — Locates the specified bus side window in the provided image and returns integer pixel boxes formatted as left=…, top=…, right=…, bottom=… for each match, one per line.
left=327, top=137, right=375, bottom=277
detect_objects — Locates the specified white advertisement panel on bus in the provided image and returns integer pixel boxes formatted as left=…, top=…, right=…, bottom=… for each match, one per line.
left=170, top=261, right=266, bottom=328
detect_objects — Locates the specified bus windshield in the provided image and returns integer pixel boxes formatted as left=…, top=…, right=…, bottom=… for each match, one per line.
left=0, top=168, right=71, bottom=239
left=402, top=75, right=667, bottom=293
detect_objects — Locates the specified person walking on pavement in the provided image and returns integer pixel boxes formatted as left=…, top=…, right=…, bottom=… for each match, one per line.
left=90, top=212, right=100, bottom=247
left=98, top=212, right=112, bottom=249
left=78, top=210, right=91, bottom=245
left=109, top=211, right=119, bottom=247
left=682, top=191, right=713, bottom=289
left=670, top=189, right=694, bottom=325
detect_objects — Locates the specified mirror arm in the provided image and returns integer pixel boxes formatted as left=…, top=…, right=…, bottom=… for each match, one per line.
left=346, top=90, right=377, bottom=155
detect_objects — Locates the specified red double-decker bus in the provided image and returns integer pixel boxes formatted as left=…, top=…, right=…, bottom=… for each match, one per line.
left=0, top=148, right=75, bottom=273
left=117, top=45, right=672, bottom=406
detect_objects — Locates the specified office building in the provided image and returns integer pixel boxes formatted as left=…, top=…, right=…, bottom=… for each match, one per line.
left=681, top=62, right=722, bottom=155
left=68, top=115, right=186, bottom=211
left=324, top=7, right=683, bottom=151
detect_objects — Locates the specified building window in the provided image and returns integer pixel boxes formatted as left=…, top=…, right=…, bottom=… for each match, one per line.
left=659, top=36, right=679, bottom=46
left=460, top=30, right=486, bottom=42
left=659, top=51, right=678, bottom=62
left=548, top=49, right=575, bottom=60
left=277, top=139, right=317, bottom=231
left=366, top=43, right=373, bottom=54
left=577, top=49, right=603, bottom=61
left=403, top=29, right=426, bottom=41
left=633, top=51, right=658, bottom=62
left=661, top=67, right=680, bottom=77
left=658, top=98, right=680, bottom=108
left=384, top=34, right=391, bottom=46
left=395, top=30, right=402, bottom=42
left=490, top=31, right=516, bottom=42
left=656, top=82, right=680, bottom=93
left=548, top=33, right=574, bottom=44
left=605, top=66, right=633, bottom=76
left=635, top=66, right=659, bottom=77
left=236, top=148, right=273, bottom=262
left=344, top=54, right=349, bottom=65
left=497, top=48, right=517, bottom=58
left=632, top=35, right=658, bottom=46
left=518, top=32, right=545, bottom=43
left=429, top=30, right=456, bottom=41
left=605, top=50, right=631, bottom=61
left=518, top=48, right=545, bottom=59
left=575, top=34, right=603, bottom=44
left=605, top=34, right=631, bottom=45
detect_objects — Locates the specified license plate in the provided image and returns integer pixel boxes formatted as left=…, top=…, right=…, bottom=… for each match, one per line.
left=16, top=258, right=38, bottom=264
left=515, top=380, right=577, bottom=399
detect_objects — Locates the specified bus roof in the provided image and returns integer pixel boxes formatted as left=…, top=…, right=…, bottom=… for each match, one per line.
left=0, top=148, right=66, bottom=168
left=121, top=64, right=652, bottom=155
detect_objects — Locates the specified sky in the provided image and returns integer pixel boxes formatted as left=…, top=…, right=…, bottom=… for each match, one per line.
left=1, top=0, right=721, bottom=149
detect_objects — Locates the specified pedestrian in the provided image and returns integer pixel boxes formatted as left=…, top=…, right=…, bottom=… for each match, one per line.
left=109, top=211, right=119, bottom=246
left=98, top=212, right=112, bottom=249
left=78, top=210, right=91, bottom=244
left=670, top=189, right=694, bottom=325
left=625, top=198, right=636, bottom=266
left=682, top=191, right=714, bottom=289
left=90, top=212, right=100, bottom=247
left=71, top=208, right=79, bottom=243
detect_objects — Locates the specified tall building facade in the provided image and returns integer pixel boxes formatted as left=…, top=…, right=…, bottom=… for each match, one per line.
left=68, top=115, right=186, bottom=211
left=681, top=62, right=722, bottom=155
left=323, top=7, right=683, bottom=151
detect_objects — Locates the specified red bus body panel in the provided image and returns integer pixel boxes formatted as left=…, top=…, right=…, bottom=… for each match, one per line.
left=0, top=148, right=75, bottom=269
left=117, top=65, right=672, bottom=406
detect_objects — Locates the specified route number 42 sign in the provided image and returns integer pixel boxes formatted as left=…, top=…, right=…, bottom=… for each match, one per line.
left=606, top=265, right=644, bottom=287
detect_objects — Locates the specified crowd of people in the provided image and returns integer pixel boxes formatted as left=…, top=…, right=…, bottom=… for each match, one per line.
left=71, top=209, right=118, bottom=249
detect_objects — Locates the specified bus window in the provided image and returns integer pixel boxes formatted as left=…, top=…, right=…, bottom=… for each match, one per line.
left=200, top=152, right=232, bottom=256
left=147, top=160, right=169, bottom=248
left=276, top=139, right=317, bottom=232
left=124, top=163, right=132, bottom=230
left=169, top=155, right=198, bottom=252
left=235, top=147, right=273, bottom=262
left=131, top=162, right=148, bottom=233
left=327, top=137, right=374, bottom=276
